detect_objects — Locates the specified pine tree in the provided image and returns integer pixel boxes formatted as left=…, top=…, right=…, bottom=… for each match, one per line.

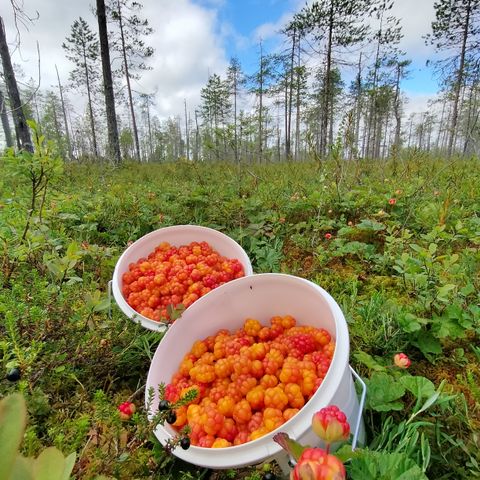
left=200, top=73, right=231, bottom=161
left=0, top=87, right=13, bottom=147
left=96, top=0, right=121, bottom=164
left=62, top=17, right=100, bottom=156
left=0, top=16, right=32, bottom=151
left=426, top=0, right=480, bottom=156
left=293, top=0, right=370, bottom=157
left=108, top=0, right=154, bottom=161
left=226, top=57, right=245, bottom=163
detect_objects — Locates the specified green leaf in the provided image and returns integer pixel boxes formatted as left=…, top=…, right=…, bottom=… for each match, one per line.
left=349, top=450, right=428, bottom=480
left=460, top=283, right=475, bottom=297
left=61, top=453, right=76, bottom=480
left=10, top=456, right=33, bottom=480
left=366, top=373, right=405, bottom=412
left=0, top=393, right=27, bottom=480
left=413, top=332, right=442, bottom=356
left=93, top=298, right=111, bottom=313
left=33, top=447, right=67, bottom=480
left=354, top=351, right=386, bottom=372
left=399, top=376, right=436, bottom=401
left=356, top=219, right=385, bottom=232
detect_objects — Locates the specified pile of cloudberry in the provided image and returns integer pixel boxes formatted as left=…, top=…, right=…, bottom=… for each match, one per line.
left=164, top=315, right=335, bottom=448
left=122, top=241, right=245, bottom=322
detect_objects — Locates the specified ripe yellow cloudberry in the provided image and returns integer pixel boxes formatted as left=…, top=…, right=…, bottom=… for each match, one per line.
left=190, top=364, right=216, bottom=383
left=191, top=340, right=208, bottom=358
left=246, top=385, right=265, bottom=410
left=217, top=396, right=235, bottom=417
left=244, top=318, right=262, bottom=337
left=264, top=387, right=289, bottom=410
left=250, top=426, right=270, bottom=440
left=283, top=408, right=300, bottom=421
left=263, top=407, right=285, bottom=432
left=214, top=357, right=233, bottom=379
left=260, top=374, right=278, bottom=389
left=232, top=399, right=252, bottom=424
left=284, top=383, right=305, bottom=409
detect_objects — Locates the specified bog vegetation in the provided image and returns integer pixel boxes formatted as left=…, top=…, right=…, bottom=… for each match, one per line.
left=1, top=0, right=480, bottom=478
left=0, top=135, right=479, bottom=478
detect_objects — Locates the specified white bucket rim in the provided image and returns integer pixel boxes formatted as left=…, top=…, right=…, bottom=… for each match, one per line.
left=111, top=225, right=254, bottom=332
left=145, top=273, right=350, bottom=469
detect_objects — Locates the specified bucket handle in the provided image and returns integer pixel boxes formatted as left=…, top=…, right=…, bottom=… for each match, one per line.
left=349, top=365, right=367, bottom=451
left=108, top=280, right=112, bottom=319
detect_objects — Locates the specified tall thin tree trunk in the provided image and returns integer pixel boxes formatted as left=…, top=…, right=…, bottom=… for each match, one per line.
left=55, top=65, right=73, bottom=160
left=448, top=0, right=471, bottom=156
left=0, top=88, right=13, bottom=147
left=286, top=29, right=296, bottom=159
left=184, top=98, right=189, bottom=160
left=194, top=110, right=200, bottom=161
left=0, top=17, right=32, bottom=152
left=117, top=0, right=141, bottom=161
left=258, top=42, right=264, bottom=163
left=321, top=3, right=334, bottom=157
left=295, top=38, right=301, bottom=161
left=353, top=53, right=362, bottom=160
left=97, top=0, right=121, bottom=164
left=233, top=73, right=238, bottom=163
left=82, top=45, right=98, bottom=156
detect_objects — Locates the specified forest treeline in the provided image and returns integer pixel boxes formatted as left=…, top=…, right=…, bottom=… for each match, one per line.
left=1, top=0, right=479, bottom=163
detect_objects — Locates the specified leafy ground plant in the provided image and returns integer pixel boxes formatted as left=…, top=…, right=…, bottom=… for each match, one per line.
left=0, top=148, right=479, bottom=479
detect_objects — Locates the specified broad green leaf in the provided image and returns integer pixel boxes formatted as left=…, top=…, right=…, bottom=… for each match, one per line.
left=354, top=352, right=386, bottom=372
left=61, top=453, right=76, bottom=480
left=349, top=450, right=428, bottom=480
left=366, top=373, right=405, bottom=412
left=399, top=376, right=436, bottom=401
left=93, top=298, right=111, bottom=312
left=460, top=283, right=475, bottom=297
left=0, top=393, right=27, bottom=480
left=10, top=456, right=33, bottom=480
left=413, top=332, right=442, bottom=356
left=33, top=448, right=65, bottom=480
left=356, top=219, right=385, bottom=232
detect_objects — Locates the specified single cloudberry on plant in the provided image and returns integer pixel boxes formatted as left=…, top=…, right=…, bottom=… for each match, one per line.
left=394, top=352, right=411, bottom=368
left=291, top=448, right=346, bottom=480
left=312, top=406, right=350, bottom=447
left=118, top=401, right=136, bottom=421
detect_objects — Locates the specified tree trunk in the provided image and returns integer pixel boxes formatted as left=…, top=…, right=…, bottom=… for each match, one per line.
left=322, top=3, right=334, bottom=157
left=286, top=29, right=296, bottom=159
left=448, top=0, right=471, bottom=157
left=97, top=0, right=121, bottom=164
left=0, top=17, right=33, bottom=152
left=82, top=42, right=98, bottom=156
left=117, top=0, right=141, bottom=161
left=55, top=65, right=73, bottom=160
left=184, top=98, right=189, bottom=160
left=258, top=42, right=264, bottom=163
left=295, top=37, right=301, bottom=161
left=0, top=88, right=13, bottom=147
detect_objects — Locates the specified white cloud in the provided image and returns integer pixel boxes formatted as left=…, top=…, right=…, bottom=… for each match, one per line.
left=2, top=0, right=228, bottom=120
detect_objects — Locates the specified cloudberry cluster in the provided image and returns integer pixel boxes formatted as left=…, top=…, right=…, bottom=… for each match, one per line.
left=122, top=241, right=245, bottom=322
left=164, top=315, right=335, bottom=448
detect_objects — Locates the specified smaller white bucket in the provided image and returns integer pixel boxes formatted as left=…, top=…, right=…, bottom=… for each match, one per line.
left=145, top=273, right=364, bottom=469
left=112, top=225, right=253, bottom=332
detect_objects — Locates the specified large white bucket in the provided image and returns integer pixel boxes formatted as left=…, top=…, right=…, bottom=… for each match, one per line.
left=145, top=273, right=365, bottom=469
left=111, top=225, right=254, bottom=332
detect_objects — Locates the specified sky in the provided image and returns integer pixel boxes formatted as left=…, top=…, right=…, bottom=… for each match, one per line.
left=2, top=0, right=440, bottom=121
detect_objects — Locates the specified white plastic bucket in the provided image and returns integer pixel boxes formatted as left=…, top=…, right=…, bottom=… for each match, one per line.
left=112, top=225, right=254, bottom=332
left=145, top=273, right=364, bottom=469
